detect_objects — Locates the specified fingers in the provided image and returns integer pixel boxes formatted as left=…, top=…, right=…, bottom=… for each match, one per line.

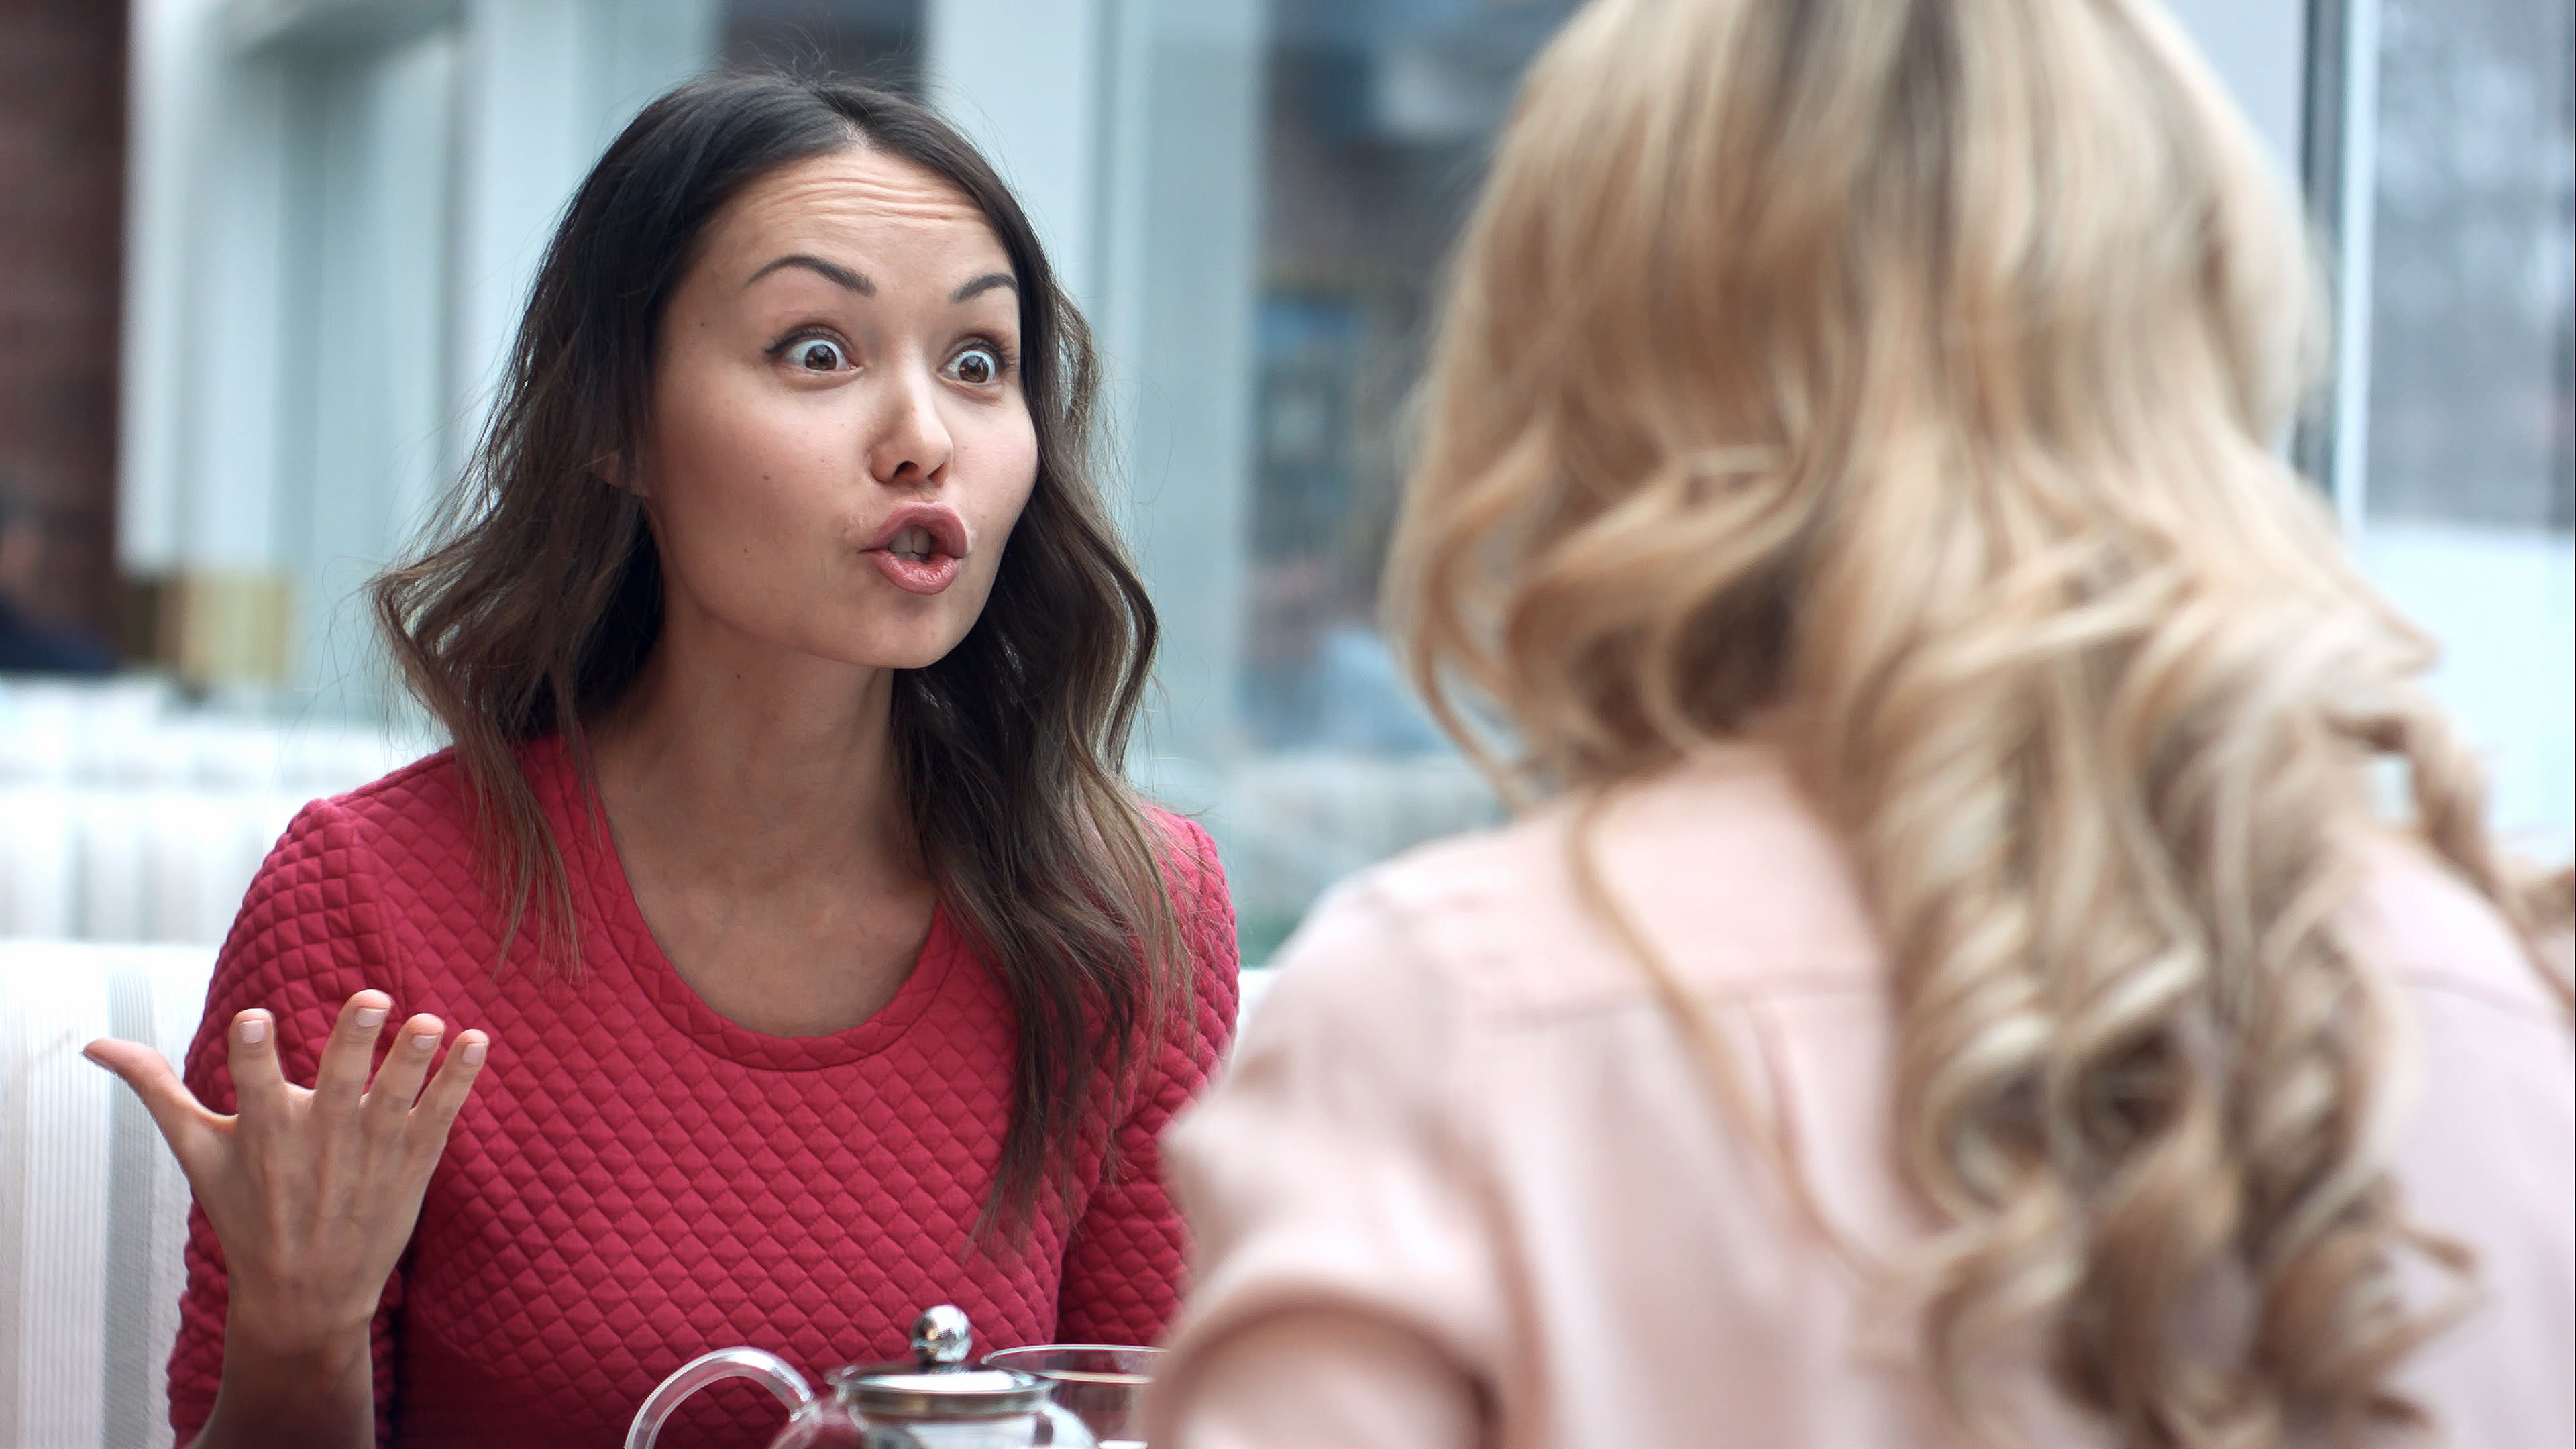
left=224, top=1009, right=293, bottom=1118
left=408, top=1030, right=490, bottom=1144
left=81, top=1037, right=221, bottom=1170
left=311, top=991, right=394, bottom=1112
left=362, top=1014, right=446, bottom=1130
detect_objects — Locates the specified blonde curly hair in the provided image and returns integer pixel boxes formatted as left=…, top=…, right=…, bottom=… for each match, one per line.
left=1385, top=0, right=2571, bottom=1443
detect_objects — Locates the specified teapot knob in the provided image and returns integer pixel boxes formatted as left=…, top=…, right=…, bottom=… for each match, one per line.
left=910, top=1305, right=972, bottom=1368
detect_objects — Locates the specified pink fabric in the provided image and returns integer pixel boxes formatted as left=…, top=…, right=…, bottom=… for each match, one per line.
left=168, top=739, right=1237, bottom=1448
left=1151, top=747, right=2574, bottom=1448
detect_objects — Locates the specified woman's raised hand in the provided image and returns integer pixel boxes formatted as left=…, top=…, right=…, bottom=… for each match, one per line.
left=82, top=992, right=488, bottom=1376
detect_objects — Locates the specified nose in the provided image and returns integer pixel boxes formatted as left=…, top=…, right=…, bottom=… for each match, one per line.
left=866, top=362, right=955, bottom=488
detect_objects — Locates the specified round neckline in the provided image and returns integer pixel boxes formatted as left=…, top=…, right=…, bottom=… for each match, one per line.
left=527, top=735, right=960, bottom=1071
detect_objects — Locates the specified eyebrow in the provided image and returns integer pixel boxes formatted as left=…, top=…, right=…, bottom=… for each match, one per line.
left=950, top=272, right=1017, bottom=303
left=746, top=254, right=872, bottom=294
left=744, top=255, right=1017, bottom=309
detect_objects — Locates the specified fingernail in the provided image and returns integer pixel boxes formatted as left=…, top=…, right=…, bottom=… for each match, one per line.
left=354, top=1007, right=387, bottom=1029
left=238, top=1018, right=268, bottom=1046
left=460, top=1040, right=486, bottom=1065
left=409, top=1032, right=437, bottom=1055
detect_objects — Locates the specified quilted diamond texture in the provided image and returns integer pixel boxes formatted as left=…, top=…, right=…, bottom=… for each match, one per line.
left=168, top=742, right=1239, bottom=1448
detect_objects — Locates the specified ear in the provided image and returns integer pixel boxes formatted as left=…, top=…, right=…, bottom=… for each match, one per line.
left=592, top=448, right=647, bottom=499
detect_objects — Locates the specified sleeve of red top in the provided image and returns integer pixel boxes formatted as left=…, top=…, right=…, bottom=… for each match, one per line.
left=1055, top=815, right=1241, bottom=1345
left=168, top=796, right=407, bottom=1449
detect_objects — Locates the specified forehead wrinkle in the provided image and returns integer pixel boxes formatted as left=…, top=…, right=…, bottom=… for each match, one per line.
left=711, top=152, right=1014, bottom=294
left=753, top=174, right=983, bottom=224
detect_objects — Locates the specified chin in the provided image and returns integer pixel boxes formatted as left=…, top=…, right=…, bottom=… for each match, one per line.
left=812, top=623, right=975, bottom=673
left=775, top=590, right=990, bottom=672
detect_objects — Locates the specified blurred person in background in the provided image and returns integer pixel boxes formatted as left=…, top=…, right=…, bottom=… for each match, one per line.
left=1149, top=1, right=2574, bottom=1446
left=0, top=474, right=114, bottom=674
left=83, top=73, right=1236, bottom=1448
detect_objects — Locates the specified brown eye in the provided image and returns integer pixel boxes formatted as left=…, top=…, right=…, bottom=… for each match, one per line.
left=790, top=337, right=848, bottom=372
left=950, top=345, right=1001, bottom=385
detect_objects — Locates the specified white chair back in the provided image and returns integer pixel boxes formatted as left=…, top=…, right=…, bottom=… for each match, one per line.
left=1, top=678, right=427, bottom=945
left=0, top=941, right=214, bottom=1449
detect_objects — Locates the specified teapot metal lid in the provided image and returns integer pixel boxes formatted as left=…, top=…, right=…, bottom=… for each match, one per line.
left=828, top=1306, right=1054, bottom=1422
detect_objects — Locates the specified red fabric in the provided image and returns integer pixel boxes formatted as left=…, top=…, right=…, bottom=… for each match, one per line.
left=166, top=740, right=1237, bottom=1448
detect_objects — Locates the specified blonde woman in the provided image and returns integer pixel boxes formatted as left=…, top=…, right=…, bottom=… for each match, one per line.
left=1145, top=1, right=2574, bottom=1445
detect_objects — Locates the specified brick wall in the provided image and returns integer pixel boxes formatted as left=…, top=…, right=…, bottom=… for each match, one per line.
left=0, top=1, right=127, bottom=645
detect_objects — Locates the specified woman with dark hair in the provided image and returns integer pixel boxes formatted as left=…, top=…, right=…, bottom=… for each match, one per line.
left=83, top=73, right=1236, bottom=1448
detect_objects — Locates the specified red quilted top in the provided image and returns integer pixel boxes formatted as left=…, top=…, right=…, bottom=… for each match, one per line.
left=166, top=739, right=1238, bottom=1448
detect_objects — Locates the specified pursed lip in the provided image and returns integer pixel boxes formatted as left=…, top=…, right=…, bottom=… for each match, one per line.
left=863, top=501, right=969, bottom=559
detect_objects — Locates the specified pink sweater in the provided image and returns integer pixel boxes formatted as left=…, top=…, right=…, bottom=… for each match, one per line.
left=170, top=741, right=1237, bottom=1448
left=1151, top=747, right=2573, bottom=1448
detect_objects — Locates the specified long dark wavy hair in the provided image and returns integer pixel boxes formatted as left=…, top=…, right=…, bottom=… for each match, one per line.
left=373, top=72, right=1187, bottom=1230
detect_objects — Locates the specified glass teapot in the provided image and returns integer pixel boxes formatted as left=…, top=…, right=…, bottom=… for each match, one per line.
left=625, top=1306, right=1098, bottom=1449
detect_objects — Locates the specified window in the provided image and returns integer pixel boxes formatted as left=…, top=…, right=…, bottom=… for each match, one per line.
left=1248, top=3, right=1584, bottom=765
left=116, top=0, right=2570, bottom=961
left=2351, top=0, right=2574, bottom=860
left=725, top=0, right=922, bottom=87
left=1222, top=3, right=1590, bottom=957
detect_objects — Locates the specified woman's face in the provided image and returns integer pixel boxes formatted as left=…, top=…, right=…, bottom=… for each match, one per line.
left=641, top=145, right=1037, bottom=672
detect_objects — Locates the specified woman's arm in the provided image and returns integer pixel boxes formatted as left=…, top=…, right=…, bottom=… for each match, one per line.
left=1142, top=879, right=1501, bottom=1449
left=84, top=800, right=490, bottom=1449
left=101, top=990, right=485, bottom=1449
left=1158, top=1310, right=1483, bottom=1449
left=189, top=1325, right=373, bottom=1449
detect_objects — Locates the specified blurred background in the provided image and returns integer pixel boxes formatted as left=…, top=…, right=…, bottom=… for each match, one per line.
left=0, top=0, right=2567, bottom=959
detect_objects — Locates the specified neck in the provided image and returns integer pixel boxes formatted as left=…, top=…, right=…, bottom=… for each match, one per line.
left=590, top=609, right=920, bottom=892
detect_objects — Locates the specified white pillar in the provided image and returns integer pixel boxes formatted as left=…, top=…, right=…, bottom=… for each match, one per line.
left=121, top=0, right=302, bottom=580
left=449, top=0, right=718, bottom=443
left=924, top=0, right=1109, bottom=311
left=2161, top=0, right=2310, bottom=182
left=1105, top=0, right=1264, bottom=779
left=116, top=0, right=218, bottom=574
left=280, top=27, right=462, bottom=714
left=924, top=0, right=1265, bottom=779
left=118, top=0, right=717, bottom=702
left=447, top=0, right=596, bottom=449
left=2320, top=0, right=2381, bottom=535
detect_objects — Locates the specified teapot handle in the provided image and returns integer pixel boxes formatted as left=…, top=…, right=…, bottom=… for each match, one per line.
left=626, top=1347, right=815, bottom=1449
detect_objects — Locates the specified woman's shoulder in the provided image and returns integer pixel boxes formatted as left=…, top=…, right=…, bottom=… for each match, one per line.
left=252, top=745, right=477, bottom=881
left=1141, top=803, right=1222, bottom=882
left=1289, top=745, right=1874, bottom=1016
left=246, top=745, right=462, bottom=863
left=201, top=748, right=479, bottom=1026
left=228, top=745, right=494, bottom=952
left=327, top=743, right=474, bottom=825
left=2349, top=831, right=2570, bottom=1032
left=295, top=737, right=582, bottom=859
left=1140, top=804, right=1234, bottom=951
